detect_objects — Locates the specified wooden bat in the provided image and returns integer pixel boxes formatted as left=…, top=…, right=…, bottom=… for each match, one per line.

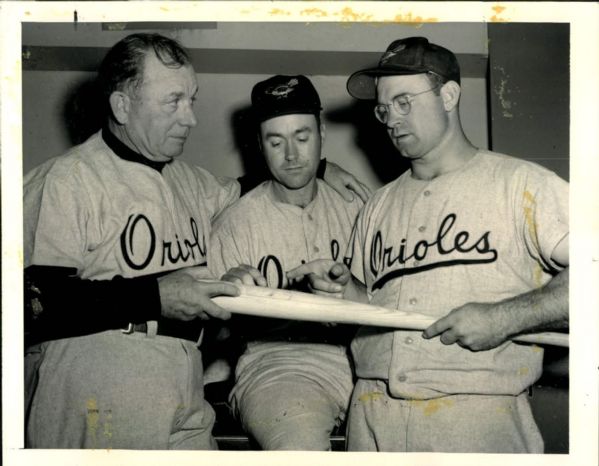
left=212, top=283, right=569, bottom=348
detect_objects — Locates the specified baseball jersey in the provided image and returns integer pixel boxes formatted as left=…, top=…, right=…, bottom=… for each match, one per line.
left=210, top=179, right=363, bottom=347
left=23, top=128, right=240, bottom=449
left=210, top=179, right=362, bottom=419
left=25, top=130, right=240, bottom=279
left=346, top=150, right=568, bottom=400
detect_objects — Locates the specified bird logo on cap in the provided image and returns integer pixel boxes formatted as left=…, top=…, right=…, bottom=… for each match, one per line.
left=381, top=43, right=407, bottom=63
left=266, top=78, right=299, bottom=98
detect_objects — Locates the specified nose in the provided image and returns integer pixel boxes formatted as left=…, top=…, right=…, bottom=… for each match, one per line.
left=385, top=107, right=404, bottom=130
left=180, top=100, right=197, bottom=128
left=388, top=122, right=403, bottom=137
left=284, top=141, right=298, bottom=161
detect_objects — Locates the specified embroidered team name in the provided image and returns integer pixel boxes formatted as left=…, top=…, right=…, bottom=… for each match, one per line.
left=120, top=214, right=206, bottom=270
left=370, top=213, right=497, bottom=290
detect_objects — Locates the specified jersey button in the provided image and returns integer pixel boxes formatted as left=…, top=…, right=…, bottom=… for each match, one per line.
left=405, top=336, right=414, bottom=344
left=409, top=298, right=418, bottom=305
left=423, top=190, right=431, bottom=197
left=398, top=374, right=408, bottom=382
left=307, top=214, right=314, bottom=221
left=418, top=226, right=426, bottom=232
left=313, top=246, right=320, bottom=253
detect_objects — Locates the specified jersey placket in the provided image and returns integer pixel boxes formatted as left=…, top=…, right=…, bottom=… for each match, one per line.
left=301, top=203, right=321, bottom=263
left=388, top=180, right=436, bottom=398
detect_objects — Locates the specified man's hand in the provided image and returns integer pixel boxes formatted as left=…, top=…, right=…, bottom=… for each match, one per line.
left=422, top=302, right=510, bottom=351
left=287, top=259, right=350, bottom=298
left=324, top=161, right=371, bottom=203
left=221, top=264, right=268, bottom=287
left=157, top=267, right=239, bottom=321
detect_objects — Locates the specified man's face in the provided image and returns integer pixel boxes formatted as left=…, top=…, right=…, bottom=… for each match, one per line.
left=376, top=74, right=447, bottom=160
left=125, top=52, right=198, bottom=162
left=260, top=113, right=323, bottom=190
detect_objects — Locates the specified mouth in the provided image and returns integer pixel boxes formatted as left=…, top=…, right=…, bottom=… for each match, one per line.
left=393, top=133, right=411, bottom=142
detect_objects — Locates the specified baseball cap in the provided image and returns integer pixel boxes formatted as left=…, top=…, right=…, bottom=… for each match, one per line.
left=347, top=37, right=461, bottom=100
left=251, top=75, right=322, bottom=123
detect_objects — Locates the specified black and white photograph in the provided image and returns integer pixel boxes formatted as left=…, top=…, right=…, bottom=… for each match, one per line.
left=1, top=2, right=598, bottom=466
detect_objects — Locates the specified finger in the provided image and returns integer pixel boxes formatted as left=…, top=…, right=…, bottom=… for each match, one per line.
left=200, top=281, right=241, bottom=298
left=328, top=263, right=350, bottom=284
left=286, top=259, right=332, bottom=281
left=220, top=272, right=244, bottom=285
left=223, top=269, right=256, bottom=286
left=199, top=295, right=231, bottom=320
left=308, top=273, right=344, bottom=294
left=422, top=317, right=450, bottom=339
left=182, top=266, right=215, bottom=280
left=286, top=263, right=312, bottom=281
left=200, top=299, right=232, bottom=321
left=338, top=185, right=355, bottom=203
left=352, top=181, right=372, bottom=203
left=439, top=330, right=460, bottom=346
left=241, top=265, right=267, bottom=287
left=311, top=288, right=344, bottom=300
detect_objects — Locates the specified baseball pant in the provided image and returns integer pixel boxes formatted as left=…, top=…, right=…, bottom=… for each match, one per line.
left=346, top=378, right=544, bottom=453
left=25, top=329, right=216, bottom=450
left=230, top=343, right=353, bottom=450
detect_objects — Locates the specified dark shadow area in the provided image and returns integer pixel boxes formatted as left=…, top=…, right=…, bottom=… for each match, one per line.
left=230, top=105, right=270, bottom=188
left=326, top=100, right=411, bottom=185
left=530, top=345, right=569, bottom=453
left=61, top=77, right=105, bottom=146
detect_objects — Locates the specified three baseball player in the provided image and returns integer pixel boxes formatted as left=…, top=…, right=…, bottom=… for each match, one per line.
left=23, top=33, right=569, bottom=453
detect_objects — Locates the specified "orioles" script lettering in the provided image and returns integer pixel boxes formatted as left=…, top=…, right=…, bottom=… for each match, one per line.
left=120, top=214, right=206, bottom=270
left=370, top=213, right=497, bottom=290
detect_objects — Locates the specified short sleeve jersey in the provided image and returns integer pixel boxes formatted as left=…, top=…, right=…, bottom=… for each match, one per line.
left=24, top=131, right=240, bottom=279
left=346, top=151, right=568, bottom=399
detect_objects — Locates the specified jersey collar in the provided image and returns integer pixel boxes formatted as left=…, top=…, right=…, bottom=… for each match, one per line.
left=102, top=126, right=170, bottom=173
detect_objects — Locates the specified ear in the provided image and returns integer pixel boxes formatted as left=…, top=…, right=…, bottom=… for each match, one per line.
left=439, top=81, right=461, bottom=112
left=319, top=122, right=326, bottom=144
left=109, top=91, right=131, bottom=125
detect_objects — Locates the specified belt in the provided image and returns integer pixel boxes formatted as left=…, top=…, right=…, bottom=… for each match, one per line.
left=122, top=319, right=203, bottom=344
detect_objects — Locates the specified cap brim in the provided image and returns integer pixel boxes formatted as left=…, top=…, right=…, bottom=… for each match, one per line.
left=346, top=67, right=429, bottom=100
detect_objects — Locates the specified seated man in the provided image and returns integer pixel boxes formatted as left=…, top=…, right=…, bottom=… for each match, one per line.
left=209, top=75, right=363, bottom=450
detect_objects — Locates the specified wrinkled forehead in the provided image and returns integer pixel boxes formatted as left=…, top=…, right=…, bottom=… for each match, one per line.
left=139, top=52, right=197, bottom=89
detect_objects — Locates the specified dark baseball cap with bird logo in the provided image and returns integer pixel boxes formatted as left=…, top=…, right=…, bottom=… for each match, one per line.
left=251, top=75, right=322, bottom=123
left=347, top=37, right=461, bottom=100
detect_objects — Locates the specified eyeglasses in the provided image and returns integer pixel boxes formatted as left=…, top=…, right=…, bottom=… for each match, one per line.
left=374, top=85, right=439, bottom=124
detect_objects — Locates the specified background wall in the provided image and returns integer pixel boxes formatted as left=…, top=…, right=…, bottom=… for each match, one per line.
left=22, top=21, right=490, bottom=191
left=488, top=22, right=569, bottom=180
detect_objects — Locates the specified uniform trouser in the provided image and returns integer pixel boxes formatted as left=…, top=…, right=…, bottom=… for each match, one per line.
left=230, top=343, right=354, bottom=450
left=25, top=329, right=217, bottom=450
left=346, top=379, right=544, bottom=453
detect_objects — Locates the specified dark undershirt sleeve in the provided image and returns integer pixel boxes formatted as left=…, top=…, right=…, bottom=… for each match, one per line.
left=24, top=265, right=161, bottom=346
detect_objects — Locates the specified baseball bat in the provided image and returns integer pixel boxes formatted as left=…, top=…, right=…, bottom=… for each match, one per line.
left=212, top=283, right=569, bottom=348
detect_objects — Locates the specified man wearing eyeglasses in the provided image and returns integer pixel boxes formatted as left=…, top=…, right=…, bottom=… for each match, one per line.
left=288, top=37, right=569, bottom=452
